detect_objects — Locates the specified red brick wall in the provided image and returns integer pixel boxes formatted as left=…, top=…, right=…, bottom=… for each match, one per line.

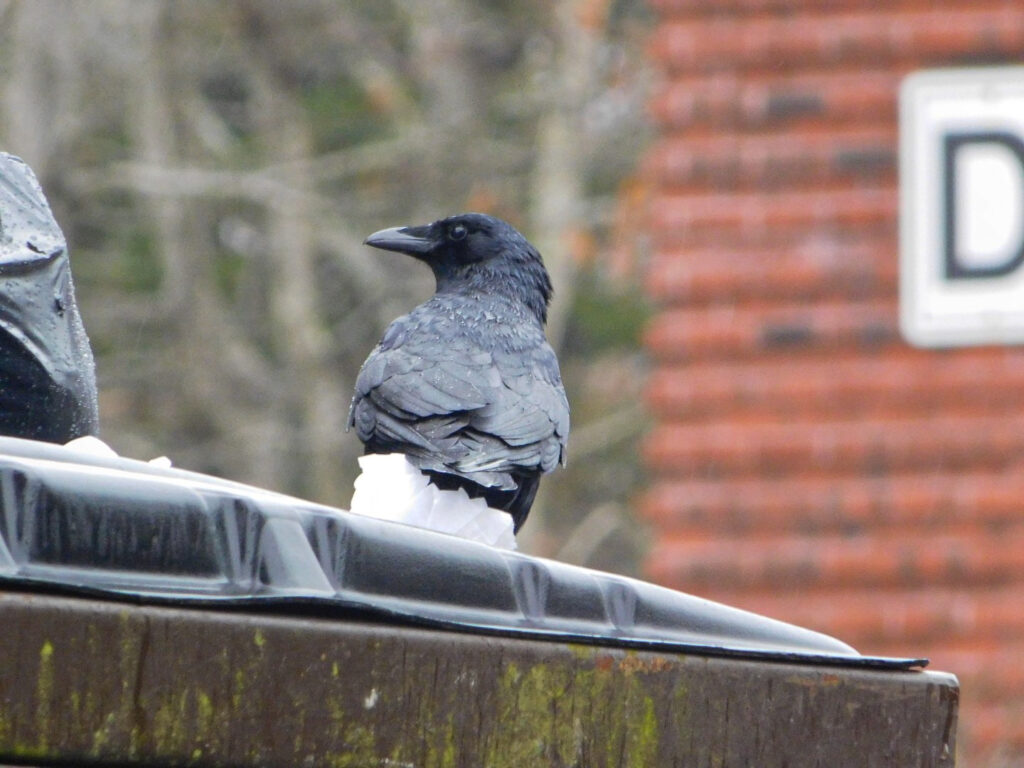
left=641, top=1, right=1024, bottom=762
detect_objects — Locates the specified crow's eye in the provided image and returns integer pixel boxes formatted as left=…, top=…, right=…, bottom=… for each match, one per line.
left=449, top=224, right=468, bottom=241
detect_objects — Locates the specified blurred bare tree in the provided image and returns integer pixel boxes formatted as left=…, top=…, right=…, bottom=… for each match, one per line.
left=0, top=0, right=651, bottom=571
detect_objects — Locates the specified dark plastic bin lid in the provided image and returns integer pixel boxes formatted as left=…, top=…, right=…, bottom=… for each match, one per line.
left=0, top=153, right=98, bottom=442
left=0, top=436, right=926, bottom=669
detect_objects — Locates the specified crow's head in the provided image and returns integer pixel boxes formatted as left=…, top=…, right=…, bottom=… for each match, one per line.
left=364, top=213, right=553, bottom=325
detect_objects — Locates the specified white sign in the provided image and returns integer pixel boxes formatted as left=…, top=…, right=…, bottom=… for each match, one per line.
left=900, top=66, right=1024, bottom=347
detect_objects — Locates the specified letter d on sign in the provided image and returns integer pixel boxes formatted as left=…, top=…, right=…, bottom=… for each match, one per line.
left=944, top=131, right=1024, bottom=280
left=900, top=66, right=1024, bottom=347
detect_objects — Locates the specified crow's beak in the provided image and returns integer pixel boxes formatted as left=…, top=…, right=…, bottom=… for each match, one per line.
left=363, top=226, right=434, bottom=256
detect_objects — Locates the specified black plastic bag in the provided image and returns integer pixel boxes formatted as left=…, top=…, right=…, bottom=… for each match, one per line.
left=0, top=153, right=98, bottom=442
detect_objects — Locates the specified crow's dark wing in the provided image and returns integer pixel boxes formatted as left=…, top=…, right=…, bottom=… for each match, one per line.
left=468, top=343, right=568, bottom=470
left=349, top=302, right=568, bottom=491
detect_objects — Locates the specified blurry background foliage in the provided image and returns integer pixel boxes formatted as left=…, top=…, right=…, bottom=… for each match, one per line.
left=0, top=0, right=653, bottom=571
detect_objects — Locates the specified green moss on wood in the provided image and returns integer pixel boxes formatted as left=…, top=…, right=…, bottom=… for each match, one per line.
left=6, top=616, right=675, bottom=767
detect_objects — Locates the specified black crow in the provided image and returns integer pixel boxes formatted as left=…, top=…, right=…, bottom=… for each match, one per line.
left=348, top=213, right=569, bottom=532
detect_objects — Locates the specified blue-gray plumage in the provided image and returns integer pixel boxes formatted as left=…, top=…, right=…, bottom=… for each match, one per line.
left=348, top=213, right=569, bottom=532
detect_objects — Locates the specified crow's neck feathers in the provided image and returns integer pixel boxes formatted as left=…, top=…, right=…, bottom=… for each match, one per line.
left=433, top=240, right=553, bottom=327
left=414, top=215, right=552, bottom=327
